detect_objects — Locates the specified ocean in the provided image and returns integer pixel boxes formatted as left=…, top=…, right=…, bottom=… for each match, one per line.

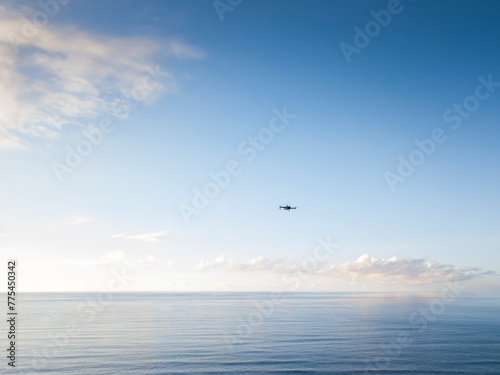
left=10, top=292, right=500, bottom=374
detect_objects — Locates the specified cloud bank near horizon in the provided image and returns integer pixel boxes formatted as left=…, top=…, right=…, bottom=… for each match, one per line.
left=196, top=253, right=495, bottom=284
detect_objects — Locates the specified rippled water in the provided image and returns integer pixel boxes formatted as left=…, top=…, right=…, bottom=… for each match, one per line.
left=10, top=293, right=500, bottom=374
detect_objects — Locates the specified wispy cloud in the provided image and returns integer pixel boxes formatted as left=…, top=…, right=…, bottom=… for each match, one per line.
left=196, top=254, right=229, bottom=271
left=90, top=250, right=127, bottom=267
left=49, top=250, right=168, bottom=270
left=111, top=230, right=168, bottom=242
left=196, top=255, right=288, bottom=272
left=70, top=216, right=92, bottom=225
left=196, top=253, right=495, bottom=284
left=0, top=4, right=204, bottom=150
left=168, top=40, right=205, bottom=59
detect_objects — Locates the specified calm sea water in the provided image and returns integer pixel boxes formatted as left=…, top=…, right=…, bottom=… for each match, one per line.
left=9, top=292, right=500, bottom=374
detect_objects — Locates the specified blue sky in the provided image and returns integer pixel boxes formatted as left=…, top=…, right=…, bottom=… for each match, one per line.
left=1, top=0, right=499, bottom=292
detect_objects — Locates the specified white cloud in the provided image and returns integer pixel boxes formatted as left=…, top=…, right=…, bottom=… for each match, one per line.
left=316, top=254, right=494, bottom=284
left=0, top=4, right=204, bottom=150
left=229, top=256, right=289, bottom=272
left=49, top=250, right=162, bottom=270
left=111, top=230, right=168, bottom=242
left=70, top=216, right=92, bottom=225
left=195, top=255, right=229, bottom=271
left=168, top=40, right=206, bottom=59
left=90, top=250, right=126, bottom=267
left=196, top=253, right=495, bottom=284
left=196, top=255, right=290, bottom=272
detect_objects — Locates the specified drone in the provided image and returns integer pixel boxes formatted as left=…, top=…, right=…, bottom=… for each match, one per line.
left=279, top=205, right=296, bottom=211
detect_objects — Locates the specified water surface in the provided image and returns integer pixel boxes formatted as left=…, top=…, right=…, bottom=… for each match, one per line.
left=11, top=292, right=500, bottom=374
